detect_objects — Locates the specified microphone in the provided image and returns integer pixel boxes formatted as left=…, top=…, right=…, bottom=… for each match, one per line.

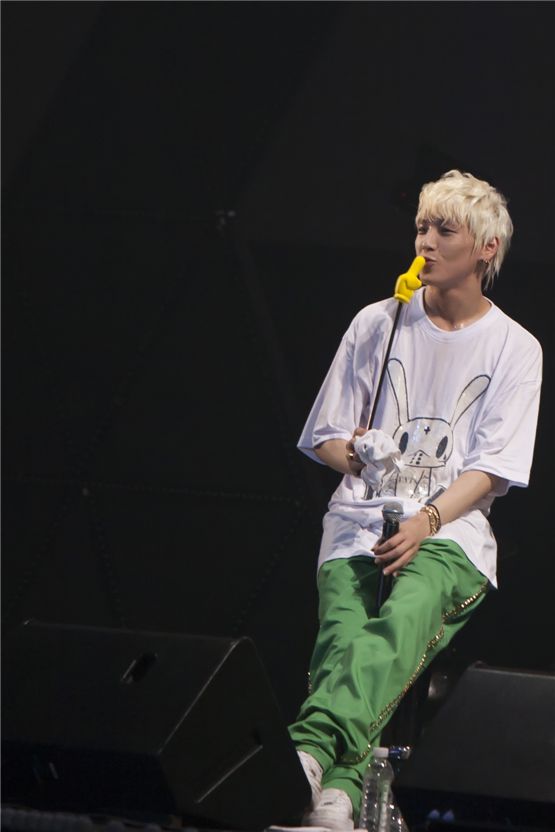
left=375, top=501, right=404, bottom=614
left=382, top=500, right=403, bottom=541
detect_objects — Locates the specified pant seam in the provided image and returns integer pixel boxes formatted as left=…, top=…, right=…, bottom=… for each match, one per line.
left=443, top=579, right=488, bottom=619
left=338, top=624, right=445, bottom=765
left=338, top=577, right=488, bottom=765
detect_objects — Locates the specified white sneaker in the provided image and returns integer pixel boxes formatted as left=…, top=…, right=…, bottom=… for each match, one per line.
left=303, top=788, right=354, bottom=830
left=298, top=750, right=323, bottom=809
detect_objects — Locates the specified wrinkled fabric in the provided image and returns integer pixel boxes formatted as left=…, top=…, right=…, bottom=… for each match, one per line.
left=353, top=429, right=403, bottom=491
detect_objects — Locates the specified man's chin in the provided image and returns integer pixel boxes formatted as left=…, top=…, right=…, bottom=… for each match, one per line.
left=420, top=272, right=445, bottom=286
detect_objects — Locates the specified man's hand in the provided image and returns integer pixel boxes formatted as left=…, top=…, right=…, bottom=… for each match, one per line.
left=372, top=470, right=503, bottom=575
left=372, top=511, right=431, bottom=576
left=345, top=427, right=366, bottom=474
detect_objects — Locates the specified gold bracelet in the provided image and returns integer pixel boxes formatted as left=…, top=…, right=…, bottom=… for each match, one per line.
left=420, top=504, right=442, bottom=535
left=428, top=503, right=441, bottom=528
left=424, top=504, right=441, bottom=533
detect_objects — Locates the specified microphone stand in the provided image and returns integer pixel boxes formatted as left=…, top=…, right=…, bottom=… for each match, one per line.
left=363, top=256, right=424, bottom=500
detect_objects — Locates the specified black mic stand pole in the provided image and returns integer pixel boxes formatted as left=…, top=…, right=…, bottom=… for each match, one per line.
left=363, top=257, right=424, bottom=500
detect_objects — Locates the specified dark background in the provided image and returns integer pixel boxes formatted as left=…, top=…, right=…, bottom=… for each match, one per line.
left=2, top=1, right=553, bottom=723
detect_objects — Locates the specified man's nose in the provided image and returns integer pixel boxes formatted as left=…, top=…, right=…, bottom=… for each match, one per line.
left=420, top=229, right=437, bottom=250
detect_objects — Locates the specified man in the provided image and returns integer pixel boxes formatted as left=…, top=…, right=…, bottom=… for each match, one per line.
left=289, top=171, right=542, bottom=829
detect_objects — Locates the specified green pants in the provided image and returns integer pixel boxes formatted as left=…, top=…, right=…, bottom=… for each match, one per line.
left=289, top=540, right=488, bottom=816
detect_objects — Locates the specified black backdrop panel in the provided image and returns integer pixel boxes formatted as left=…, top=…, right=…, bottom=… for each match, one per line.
left=3, top=214, right=298, bottom=484
left=3, top=2, right=342, bottom=212
left=2, top=215, right=312, bottom=635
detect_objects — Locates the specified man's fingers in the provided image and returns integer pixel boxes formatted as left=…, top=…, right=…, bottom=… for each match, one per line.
left=347, top=428, right=366, bottom=464
left=373, top=534, right=402, bottom=558
left=382, top=547, right=418, bottom=575
left=383, top=556, right=406, bottom=576
left=346, top=438, right=362, bottom=464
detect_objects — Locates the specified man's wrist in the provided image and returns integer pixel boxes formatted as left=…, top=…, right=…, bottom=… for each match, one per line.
left=419, top=504, right=442, bottom=535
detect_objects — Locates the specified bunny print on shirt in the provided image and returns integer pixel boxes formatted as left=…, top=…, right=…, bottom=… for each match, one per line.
left=377, top=358, right=490, bottom=502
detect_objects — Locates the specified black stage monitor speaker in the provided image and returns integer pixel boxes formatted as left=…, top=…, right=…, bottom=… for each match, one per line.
left=395, top=663, right=555, bottom=829
left=1, top=620, right=310, bottom=829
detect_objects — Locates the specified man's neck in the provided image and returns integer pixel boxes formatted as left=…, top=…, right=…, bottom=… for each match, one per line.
left=423, top=284, right=491, bottom=332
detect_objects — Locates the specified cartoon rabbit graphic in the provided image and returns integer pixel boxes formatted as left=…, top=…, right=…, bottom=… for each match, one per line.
left=377, top=358, right=490, bottom=501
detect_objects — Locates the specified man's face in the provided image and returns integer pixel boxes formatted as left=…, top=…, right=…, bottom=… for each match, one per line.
left=415, top=218, right=481, bottom=287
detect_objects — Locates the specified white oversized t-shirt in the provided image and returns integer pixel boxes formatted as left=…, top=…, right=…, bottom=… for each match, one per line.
left=298, top=288, right=542, bottom=587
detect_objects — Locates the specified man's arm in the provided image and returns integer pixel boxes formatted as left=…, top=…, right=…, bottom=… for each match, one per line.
left=314, top=438, right=364, bottom=477
left=374, top=469, right=504, bottom=575
left=315, top=435, right=504, bottom=575
left=315, top=425, right=371, bottom=476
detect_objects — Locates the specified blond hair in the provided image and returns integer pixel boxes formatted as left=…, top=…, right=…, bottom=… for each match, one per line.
left=416, top=170, right=513, bottom=289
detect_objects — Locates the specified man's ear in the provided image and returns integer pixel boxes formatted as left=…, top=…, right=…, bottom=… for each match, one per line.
left=481, top=236, right=500, bottom=260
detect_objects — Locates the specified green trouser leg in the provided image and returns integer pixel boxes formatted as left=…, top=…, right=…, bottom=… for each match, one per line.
left=289, top=540, right=488, bottom=818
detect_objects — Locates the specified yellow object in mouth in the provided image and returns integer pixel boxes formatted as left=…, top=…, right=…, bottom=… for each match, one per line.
left=393, top=255, right=425, bottom=303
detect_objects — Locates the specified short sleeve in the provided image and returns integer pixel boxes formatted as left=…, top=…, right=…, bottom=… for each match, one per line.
left=297, top=326, right=359, bottom=463
left=297, top=302, right=395, bottom=463
left=461, top=335, right=542, bottom=491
